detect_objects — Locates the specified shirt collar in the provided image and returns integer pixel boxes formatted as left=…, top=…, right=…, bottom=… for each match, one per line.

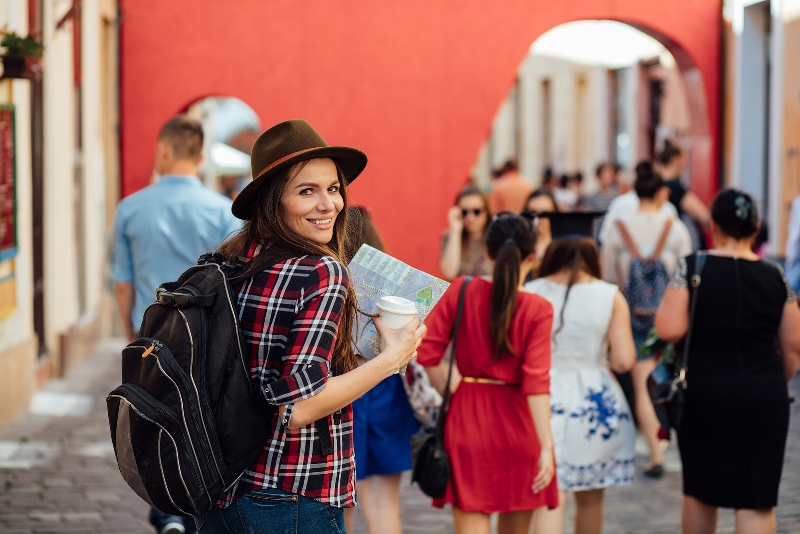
left=158, top=174, right=203, bottom=186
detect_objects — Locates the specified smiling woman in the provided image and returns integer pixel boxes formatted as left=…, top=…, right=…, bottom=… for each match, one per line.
left=200, top=120, right=428, bottom=534
left=281, top=158, right=344, bottom=244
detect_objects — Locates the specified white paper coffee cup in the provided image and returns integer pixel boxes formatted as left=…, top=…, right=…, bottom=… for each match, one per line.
left=376, top=296, right=417, bottom=374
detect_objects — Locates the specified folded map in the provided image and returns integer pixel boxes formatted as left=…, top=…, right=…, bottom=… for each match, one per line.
left=349, top=244, right=450, bottom=360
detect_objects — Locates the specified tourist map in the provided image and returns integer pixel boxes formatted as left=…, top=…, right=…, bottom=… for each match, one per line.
left=349, top=245, right=450, bottom=360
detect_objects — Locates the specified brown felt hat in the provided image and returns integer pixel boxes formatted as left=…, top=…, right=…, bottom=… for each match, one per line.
left=232, top=119, right=368, bottom=220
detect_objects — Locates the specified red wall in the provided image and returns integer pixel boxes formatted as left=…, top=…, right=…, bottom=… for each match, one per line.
left=120, top=0, right=721, bottom=276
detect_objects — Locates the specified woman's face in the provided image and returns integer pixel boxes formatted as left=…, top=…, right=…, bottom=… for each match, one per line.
left=526, top=195, right=555, bottom=235
left=458, top=194, right=488, bottom=234
left=280, top=158, right=343, bottom=245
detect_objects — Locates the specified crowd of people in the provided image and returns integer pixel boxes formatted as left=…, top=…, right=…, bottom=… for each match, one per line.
left=112, top=116, right=800, bottom=534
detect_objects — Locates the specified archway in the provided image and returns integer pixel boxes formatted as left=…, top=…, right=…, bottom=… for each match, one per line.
left=119, top=0, right=720, bottom=275
left=475, top=20, right=703, bottom=200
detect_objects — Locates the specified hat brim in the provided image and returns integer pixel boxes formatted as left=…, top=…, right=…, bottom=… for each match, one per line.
left=232, top=146, right=367, bottom=220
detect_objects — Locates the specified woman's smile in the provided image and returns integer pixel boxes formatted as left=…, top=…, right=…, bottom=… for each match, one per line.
left=281, top=158, right=343, bottom=244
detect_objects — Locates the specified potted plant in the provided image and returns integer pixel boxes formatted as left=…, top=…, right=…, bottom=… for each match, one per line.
left=1, top=31, right=44, bottom=79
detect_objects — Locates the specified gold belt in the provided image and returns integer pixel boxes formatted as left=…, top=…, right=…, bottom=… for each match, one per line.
left=462, top=377, right=508, bottom=385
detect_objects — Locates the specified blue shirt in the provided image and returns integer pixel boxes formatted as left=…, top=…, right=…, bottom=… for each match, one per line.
left=111, top=175, right=242, bottom=331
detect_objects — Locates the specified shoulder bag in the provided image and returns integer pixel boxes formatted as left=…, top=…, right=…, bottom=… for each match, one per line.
left=647, top=252, right=706, bottom=434
left=410, top=276, right=471, bottom=498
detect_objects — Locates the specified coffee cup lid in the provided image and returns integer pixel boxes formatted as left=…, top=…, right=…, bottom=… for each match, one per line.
left=376, top=296, right=417, bottom=315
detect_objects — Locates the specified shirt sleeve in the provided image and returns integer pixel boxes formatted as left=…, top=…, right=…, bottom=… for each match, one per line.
left=521, top=298, right=553, bottom=396
left=668, top=256, right=689, bottom=290
left=416, top=276, right=463, bottom=367
left=110, top=205, right=134, bottom=283
left=260, top=258, right=348, bottom=426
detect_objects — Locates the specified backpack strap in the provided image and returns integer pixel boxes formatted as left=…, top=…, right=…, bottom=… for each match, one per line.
left=615, top=220, right=641, bottom=258
left=651, top=219, right=674, bottom=261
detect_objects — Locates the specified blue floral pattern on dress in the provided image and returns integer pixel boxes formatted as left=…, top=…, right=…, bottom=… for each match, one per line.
left=557, top=458, right=636, bottom=490
left=569, top=385, right=631, bottom=440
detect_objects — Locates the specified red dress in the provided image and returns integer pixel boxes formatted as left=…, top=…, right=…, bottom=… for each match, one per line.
left=417, top=276, right=559, bottom=513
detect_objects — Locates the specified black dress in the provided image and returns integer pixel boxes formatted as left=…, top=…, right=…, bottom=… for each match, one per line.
left=672, top=253, right=795, bottom=509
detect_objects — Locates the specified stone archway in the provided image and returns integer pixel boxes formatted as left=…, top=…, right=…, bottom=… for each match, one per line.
left=119, top=0, right=720, bottom=274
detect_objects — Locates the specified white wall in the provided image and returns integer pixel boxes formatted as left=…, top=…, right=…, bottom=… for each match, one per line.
left=81, top=0, right=106, bottom=319
left=42, top=0, right=80, bottom=352
left=732, top=0, right=770, bottom=209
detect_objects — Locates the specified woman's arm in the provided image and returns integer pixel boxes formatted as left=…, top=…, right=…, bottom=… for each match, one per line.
left=439, top=207, right=464, bottom=280
left=681, top=191, right=711, bottom=226
left=778, top=301, right=800, bottom=382
left=288, top=318, right=426, bottom=428
left=654, top=287, right=690, bottom=343
left=527, top=394, right=555, bottom=492
left=423, top=349, right=462, bottom=395
left=607, top=291, right=636, bottom=373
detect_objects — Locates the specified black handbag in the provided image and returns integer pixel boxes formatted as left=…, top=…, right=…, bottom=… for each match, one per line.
left=411, top=276, right=471, bottom=498
left=647, top=252, right=706, bottom=433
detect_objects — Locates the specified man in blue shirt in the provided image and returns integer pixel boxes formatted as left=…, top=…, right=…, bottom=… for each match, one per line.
left=111, top=115, right=241, bottom=534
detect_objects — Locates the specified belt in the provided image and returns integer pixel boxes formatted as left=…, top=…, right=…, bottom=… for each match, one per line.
left=462, top=377, right=508, bottom=385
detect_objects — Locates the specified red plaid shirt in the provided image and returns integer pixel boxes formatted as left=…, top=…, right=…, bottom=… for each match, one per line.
left=217, top=242, right=355, bottom=508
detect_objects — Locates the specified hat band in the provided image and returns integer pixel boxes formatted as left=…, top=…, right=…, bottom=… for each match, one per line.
left=254, top=147, right=324, bottom=180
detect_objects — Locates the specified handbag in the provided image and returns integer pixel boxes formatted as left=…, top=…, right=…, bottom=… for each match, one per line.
left=647, top=252, right=706, bottom=433
left=410, top=276, right=471, bottom=499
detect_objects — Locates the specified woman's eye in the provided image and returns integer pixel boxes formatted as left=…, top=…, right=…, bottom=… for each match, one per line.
left=300, top=188, right=313, bottom=195
left=328, top=185, right=340, bottom=193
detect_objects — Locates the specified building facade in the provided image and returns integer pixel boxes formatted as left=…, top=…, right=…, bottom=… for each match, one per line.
left=0, top=0, right=119, bottom=427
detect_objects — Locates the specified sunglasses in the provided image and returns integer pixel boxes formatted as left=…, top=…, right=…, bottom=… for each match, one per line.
left=461, top=208, right=484, bottom=217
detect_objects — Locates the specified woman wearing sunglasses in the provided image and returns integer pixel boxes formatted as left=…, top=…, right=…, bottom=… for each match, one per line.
left=439, top=185, right=493, bottom=280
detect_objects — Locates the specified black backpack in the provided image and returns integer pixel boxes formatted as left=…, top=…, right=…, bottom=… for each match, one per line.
left=106, top=253, right=274, bottom=517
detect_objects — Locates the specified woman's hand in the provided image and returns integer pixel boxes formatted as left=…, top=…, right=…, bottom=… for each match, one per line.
left=447, top=206, right=464, bottom=233
left=373, top=315, right=427, bottom=373
left=532, top=446, right=555, bottom=493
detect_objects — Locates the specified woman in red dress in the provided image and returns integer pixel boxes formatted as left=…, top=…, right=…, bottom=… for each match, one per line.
left=418, top=213, right=558, bottom=534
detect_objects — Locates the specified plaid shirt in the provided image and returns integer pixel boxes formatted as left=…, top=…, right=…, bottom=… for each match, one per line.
left=217, top=242, right=355, bottom=508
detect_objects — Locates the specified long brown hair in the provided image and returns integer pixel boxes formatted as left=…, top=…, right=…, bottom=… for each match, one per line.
left=217, top=160, right=360, bottom=373
left=484, top=214, right=536, bottom=360
left=537, top=238, right=602, bottom=340
left=344, top=205, right=386, bottom=261
left=455, top=185, right=491, bottom=257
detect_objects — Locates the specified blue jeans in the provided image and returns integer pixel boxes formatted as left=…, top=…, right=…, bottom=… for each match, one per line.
left=195, top=488, right=345, bottom=534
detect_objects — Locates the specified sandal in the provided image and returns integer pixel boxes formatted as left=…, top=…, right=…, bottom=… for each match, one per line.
left=643, top=464, right=664, bottom=478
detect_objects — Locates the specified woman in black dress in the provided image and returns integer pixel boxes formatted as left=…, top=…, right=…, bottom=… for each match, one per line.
left=655, top=189, right=800, bottom=534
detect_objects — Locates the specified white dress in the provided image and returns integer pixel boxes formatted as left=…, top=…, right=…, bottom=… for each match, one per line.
left=523, top=278, right=636, bottom=491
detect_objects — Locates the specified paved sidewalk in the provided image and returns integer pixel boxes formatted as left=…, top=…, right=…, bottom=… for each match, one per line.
left=0, top=339, right=799, bottom=533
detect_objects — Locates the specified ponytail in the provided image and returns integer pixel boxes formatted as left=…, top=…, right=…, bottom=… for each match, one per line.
left=485, top=216, right=536, bottom=361
left=490, top=238, right=521, bottom=360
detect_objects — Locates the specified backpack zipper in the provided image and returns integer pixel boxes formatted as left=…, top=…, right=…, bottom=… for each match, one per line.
left=140, top=338, right=215, bottom=504
left=109, top=387, right=202, bottom=516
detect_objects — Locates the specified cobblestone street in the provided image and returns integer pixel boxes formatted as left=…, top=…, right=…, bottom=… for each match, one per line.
left=1, top=340, right=799, bottom=533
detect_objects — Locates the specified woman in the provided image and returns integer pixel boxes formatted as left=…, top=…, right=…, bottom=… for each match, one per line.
left=418, top=213, right=558, bottom=534
left=656, top=189, right=800, bottom=534
left=525, top=237, right=636, bottom=534
left=525, top=188, right=560, bottom=265
left=659, top=141, right=710, bottom=250
left=601, top=162, right=692, bottom=477
left=439, top=185, right=493, bottom=280
left=196, top=119, right=426, bottom=533
left=344, top=206, right=419, bottom=534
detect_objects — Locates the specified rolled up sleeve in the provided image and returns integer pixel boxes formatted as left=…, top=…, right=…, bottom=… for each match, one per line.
left=262, top=258, right=348, bottom=425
